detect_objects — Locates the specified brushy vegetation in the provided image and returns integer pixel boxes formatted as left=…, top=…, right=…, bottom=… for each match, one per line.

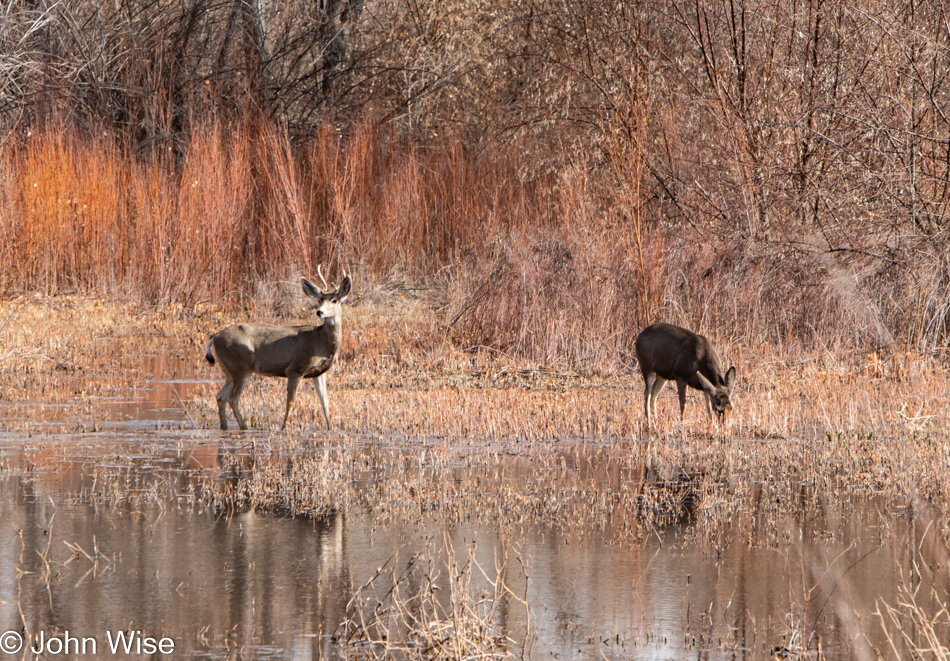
left=2, top=294, right=950, bottom=532
left=0, top=1, right=949, bottom=366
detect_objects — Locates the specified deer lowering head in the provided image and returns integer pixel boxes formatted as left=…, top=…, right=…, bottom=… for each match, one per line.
left=634, top=322, right=736, bottom=426
left=205, top=270, right=352, bottom=431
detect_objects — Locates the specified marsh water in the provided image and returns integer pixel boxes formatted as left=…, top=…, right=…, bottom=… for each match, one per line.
left=0, top=362, right=947, bottom=659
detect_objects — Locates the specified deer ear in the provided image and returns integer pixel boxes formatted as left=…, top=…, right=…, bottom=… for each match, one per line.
left=301, top=277, right=324, bottom=300
left=725, top=366, right=736, bottom=389
left=333, top=275, right=352, bottom=303
left=696, top=371, right=716, bottom=395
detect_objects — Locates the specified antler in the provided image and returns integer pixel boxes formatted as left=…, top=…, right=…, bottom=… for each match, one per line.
left=316, top=264, right=330, bottom=291
left=334, top=267, right=352, bottom=301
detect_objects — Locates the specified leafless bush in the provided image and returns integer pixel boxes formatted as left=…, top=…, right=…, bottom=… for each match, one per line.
left=448, top=227, right=653, bottom=371
left=489, top=0, right=950, bottom=352
left=0, top=0, right=366, bottom=140
left=4, top=0, right=950, bottom=354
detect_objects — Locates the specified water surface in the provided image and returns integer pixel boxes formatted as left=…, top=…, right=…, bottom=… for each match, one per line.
left=0, top=363, right=946, bottom=660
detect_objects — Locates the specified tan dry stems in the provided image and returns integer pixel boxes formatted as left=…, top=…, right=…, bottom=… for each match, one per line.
left=4, top=295, right=950, bottom=535
left=3, top=112, right=950, bottom=372
left=333, top=536, right=526, bottom=660
left=191, top=435, right=694, bottom=541
left=878, top=587, right=950, bottom=660
left=875, top=524, right=950, bottom=660
left=187, top=414, right=949, bottom=549
left=1, top=292, right=949, bottom=442
left=6, top=3, right=950, bottom=358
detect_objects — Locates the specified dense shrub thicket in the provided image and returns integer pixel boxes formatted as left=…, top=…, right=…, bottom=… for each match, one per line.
left=1, top=0, right=949, bottom=361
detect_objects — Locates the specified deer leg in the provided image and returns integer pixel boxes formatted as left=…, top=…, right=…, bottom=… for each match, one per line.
left=229, top=375, right=251, bottom=430
left=216, top=381, right=233, bottom=430
left=281, top=375, right=303, bottom=431
left=649, top=376, right=667, bottom=422
left=642, top=373, right=655, bottom=424
left=676, top=379, right=688, bottom=418
left=315, top=373, right=331, bottom=429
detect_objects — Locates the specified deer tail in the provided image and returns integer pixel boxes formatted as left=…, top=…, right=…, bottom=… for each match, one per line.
left=204, top=338, right=216, bottom=366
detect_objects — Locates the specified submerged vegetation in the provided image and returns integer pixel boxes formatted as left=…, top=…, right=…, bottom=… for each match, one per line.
left=333, top=538, right=527, bottom=660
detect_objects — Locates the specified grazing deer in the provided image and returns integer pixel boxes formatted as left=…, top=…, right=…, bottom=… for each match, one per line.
left=205, top=271, right=352, bottom=431
left=634, top=322, right=736, bottom=425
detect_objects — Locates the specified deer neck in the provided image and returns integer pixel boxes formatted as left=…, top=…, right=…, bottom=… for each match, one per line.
left=319, top=315, right=342, bottom=353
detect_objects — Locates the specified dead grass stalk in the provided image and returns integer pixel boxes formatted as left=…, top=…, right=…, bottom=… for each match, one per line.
left=333, top=536, right=526, bottom=660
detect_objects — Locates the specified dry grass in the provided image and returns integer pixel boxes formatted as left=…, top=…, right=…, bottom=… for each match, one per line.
left=2, top=293, right=950, bottom=544
left=4, top=295, right=950, bottom=659
left=879, top=587, right=950, bottom=660
left=333, top=536, right=527, bottom=660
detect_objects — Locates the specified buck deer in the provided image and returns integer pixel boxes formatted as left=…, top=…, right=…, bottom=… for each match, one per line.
left=634, top=322, right=736, bottom=425
left=205, top=270, right=352, bottom=431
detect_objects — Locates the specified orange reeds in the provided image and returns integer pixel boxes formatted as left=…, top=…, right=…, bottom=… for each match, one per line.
left=0, top=116, right=554, bottom=307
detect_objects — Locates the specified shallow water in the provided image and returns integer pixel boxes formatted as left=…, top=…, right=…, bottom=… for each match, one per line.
left=0, top=371, right=948, bottom=659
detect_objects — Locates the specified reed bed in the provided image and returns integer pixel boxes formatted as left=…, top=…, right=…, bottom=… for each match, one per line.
left=2, top=293, right=950, bottom=546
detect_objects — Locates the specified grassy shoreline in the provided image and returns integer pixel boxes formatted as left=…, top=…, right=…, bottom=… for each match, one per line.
left=0, top=292, right=948, bottom=538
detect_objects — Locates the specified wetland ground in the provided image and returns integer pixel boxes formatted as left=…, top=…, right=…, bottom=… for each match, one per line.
left=1, top=292, right=950, bottom=659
